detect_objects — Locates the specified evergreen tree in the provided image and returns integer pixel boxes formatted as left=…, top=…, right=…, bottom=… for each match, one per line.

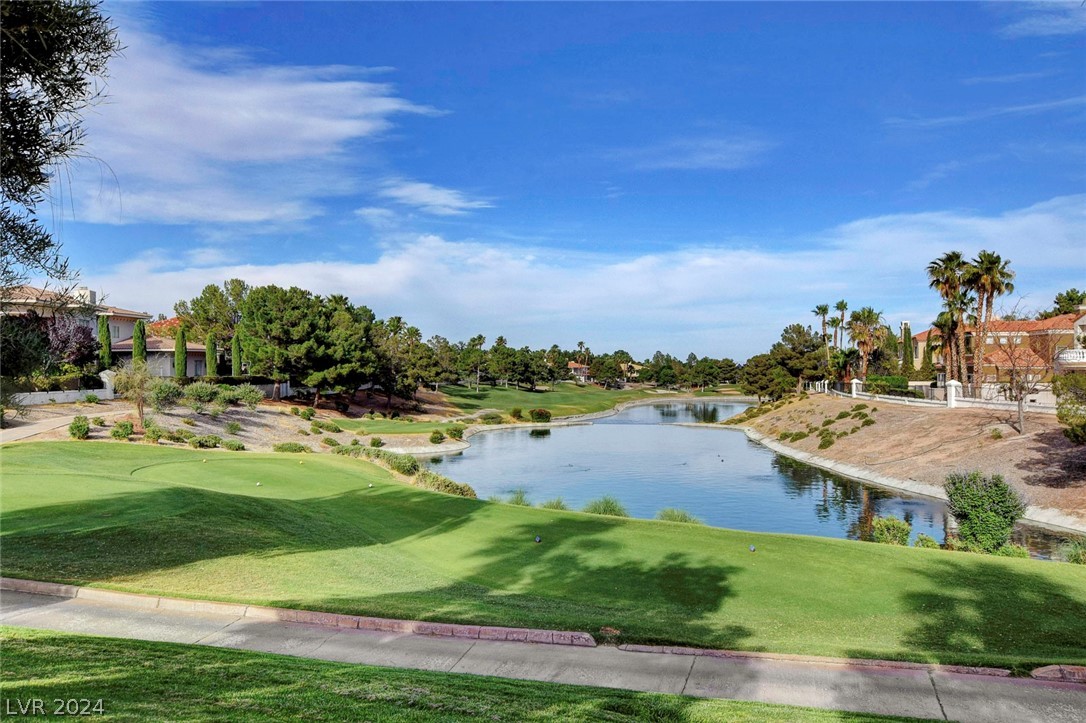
left=132, top=320, right=146, bottom=364
left=97, top=314, right=111, bottom=369
left=900, top=322, right=914, bottom=378
left=174, top=326, right=186, bottom=379
left=205, top=334, right=216, bottom=378
left=231, top=335, right=242, bottom=376
left=918, top=336, right=936, bottom=381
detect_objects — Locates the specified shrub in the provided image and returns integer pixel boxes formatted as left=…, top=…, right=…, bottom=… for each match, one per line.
left=510, top=407, right=523, bottom=420
left=110, top=421, right=134, bottom=441
left=82, top=393, right=99, bottom=404
left=321, top=436, right=340, bottom=447
left=821, top=418, right=835, bottom=427
left=369, top=436, right=384, bottom=448
left=273, top=442, right=310, bottom=453
left=1064, top=423, right=1086, bottom=446
left=989, top=428, right=1003, bottom=441
left=143, top=427, right=162, bottom=444
left=233, top=384, right=264, bottom=409
left=835, top=410, right=851, bottom=420
left=945, top=471, right=1026, bottom=554
left=528, top=408, right=552, bottom=423
left=656, top=508, right=703, bottom=524
left=913, top=533, right=940, bottom=549
left=871, top=516, right=911, bottom=545
left=223, top=439, right=245, bottom=451
left=507, top=488, right=532, bottom=506
left=359, top=448, right=419, bottom=475
left=290, top=406, right=300, bottom=416
left=447, top=424, right=465, bottom=440
left=312, top=419, right=341, bottom=433
left=778, top=431, right=791, bottom=441
left=414, top=470, right=477, bottom=498
left=994, top=543, right=1030, bottom=558
left=215, top=385, right=242, bottom=405
left=181, top=417, right=196, bottom=426
left=851, top=403, right=868, bottom=411
left=188, top=435, right=221, bottom=449
left=299, top=407, right=316, bottom=421
left=297, top=429, right=310, bottom=436
left=851, top=411, right=868, bottom=420
left=429, top=430, right=446, bottom=444
left=836, top=430, right=848, bottom=438
left=860, top=418, right=875, bottom=427
left=817, top=437, right=834, bottom=450
left=791, top=432, right=809, bottom=441
left=224, top=421, right=242, bottom=435
left=480, top=412, right=503, bottom=424
left=867, top=375, right=908, bottom=392
left=68, top=416, right=90, bottom=440
left=149, top=379, right=184, bottom=412
left=310, top=423, right=322, bottom=434
left=540, top=498, right=568, bottom=510
left=184, top=381, right=219, bottom=404
left=582, top=496, right=628, bottom=517
left=92, top=416, right=105, bottom=426
left=165, top=428, right=195, bottom=443
left=1060, top=538, right=1086, bottom=565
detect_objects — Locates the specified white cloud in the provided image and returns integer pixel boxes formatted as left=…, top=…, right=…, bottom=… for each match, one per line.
left=960, top=70, right=1057, bottom=85
left=614, top=135, right=776, bottom=171
left=72, top=14, right=438, bottom=226
left=353, top=207, right=400, bottom=230
left=80, top=195, right=1086, bottom=361
left=885, top=95, right=1086, bottom=129
left=1001, top=3, right=1086, bottom=37
left=378, top=179, right=494, bottom=216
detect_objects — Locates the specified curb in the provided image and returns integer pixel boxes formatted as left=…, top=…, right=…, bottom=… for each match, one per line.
left=0, top=577, right=596, bottom=648
left=1031, top=665, right=1086, bottom=684
left=618, top=643, right=1011, bottom=677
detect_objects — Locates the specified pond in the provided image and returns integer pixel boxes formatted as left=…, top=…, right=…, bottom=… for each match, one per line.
left=428, top=401, right=1067, bottom=558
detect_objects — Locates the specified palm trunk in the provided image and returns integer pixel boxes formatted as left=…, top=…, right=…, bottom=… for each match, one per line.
left=972, top=295, right=987, bottom=394
left=955, top=317, right=967, bottom=384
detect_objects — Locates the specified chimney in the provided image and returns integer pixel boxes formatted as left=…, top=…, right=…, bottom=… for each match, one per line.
left=74, top=287, right=96, bottom=305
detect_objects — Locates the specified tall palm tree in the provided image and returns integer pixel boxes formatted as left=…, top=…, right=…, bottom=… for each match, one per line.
left=964, top=251, right=1015, bottom=390
left=828, top=316, right=842, bottom=350
left=812, top=304, right=830, bottom=363
left=927, top=252, right=971, bottom=383
left=847, top=306, right=887, bottom=378
left=834, top=300, right=848, bottom=348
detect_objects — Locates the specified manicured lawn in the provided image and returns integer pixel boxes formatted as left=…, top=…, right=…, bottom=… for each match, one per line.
left=0, top=628, right=930, bottom=722
left=437, top=383, right=658, bottom=417
left=3, top=442, right=1085, bottom=670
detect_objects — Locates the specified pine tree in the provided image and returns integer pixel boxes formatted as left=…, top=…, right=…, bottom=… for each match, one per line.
left=132, top=320, right=147, bottom=364
left=918, top=336, right=936, bottom=381
left=231, top=335, right=242, bottom=376
left=174, top=327, right=187, bottom=379
left=97, top=314, right=111, bottom=369
left=205, top=334, right=217, bottom=378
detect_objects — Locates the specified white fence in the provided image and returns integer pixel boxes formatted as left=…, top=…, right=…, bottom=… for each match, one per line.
left=816, top=378, right=1057, bottom=415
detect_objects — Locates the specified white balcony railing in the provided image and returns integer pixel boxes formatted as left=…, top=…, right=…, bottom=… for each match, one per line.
left=1056, top=349, right=1086, bottom=366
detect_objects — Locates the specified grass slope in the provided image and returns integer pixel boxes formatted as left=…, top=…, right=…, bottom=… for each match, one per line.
left=3, top=442, right=1085, bottom=670
left=438, top=383, right=657, bottom=417
left=0, top=628, right=929, bottom=722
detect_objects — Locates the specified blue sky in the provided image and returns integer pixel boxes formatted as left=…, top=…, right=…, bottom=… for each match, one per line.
left=55, top=1, right=1085, bottom=360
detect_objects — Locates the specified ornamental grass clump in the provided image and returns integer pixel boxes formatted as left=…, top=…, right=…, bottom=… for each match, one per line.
left=582, top=496, right=628, bottom=517
left=945, top=471, right=1025, bottom=554
left=540, top=498, right=568, bottom=510
left=1061, top=538, right=1086, bottom=565
left=913, top=533, right=940, bottom=549
left=507, top=488, right=531, bottom=506
left=273, top=442, right=310, bottom=453
left=656, top=508, right=703, bottom=524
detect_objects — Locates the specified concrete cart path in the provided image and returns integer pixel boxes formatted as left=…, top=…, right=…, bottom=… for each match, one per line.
left=3, top=591, right=1084, bottom=722
left=0, top=408, right=129, bottom=444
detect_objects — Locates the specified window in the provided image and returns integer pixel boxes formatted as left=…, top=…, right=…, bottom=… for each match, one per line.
left=111, top=324, right=120, bottom=338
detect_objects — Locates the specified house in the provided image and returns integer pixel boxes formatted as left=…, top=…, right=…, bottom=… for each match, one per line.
left=910, top=308, right=1084, bottom=384
left=567, top=361, right=592, bottom=384
left=112, top=334, right=208, bottom=377
left=619, top=362, right=643, bottom=381
left=2, top=285, right=152, bottom=342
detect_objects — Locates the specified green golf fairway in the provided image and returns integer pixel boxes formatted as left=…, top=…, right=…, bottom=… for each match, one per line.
left=2, top=442, right=1084, bottom=670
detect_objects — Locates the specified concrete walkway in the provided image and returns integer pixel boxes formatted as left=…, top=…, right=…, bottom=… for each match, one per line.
left=3, top=590, right=1084, bottom=722
left=0, top=408, right=129, bottom=444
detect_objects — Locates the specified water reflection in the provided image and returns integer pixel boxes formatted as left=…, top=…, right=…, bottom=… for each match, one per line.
left=529, top=429, right=551, bottom=438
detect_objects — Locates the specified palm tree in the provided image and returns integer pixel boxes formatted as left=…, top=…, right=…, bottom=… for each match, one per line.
left=964, top=251, right=1015, bottom=390
left=847, top=306, right=887, bottom=379
left=812, top=304, right=830, bottom=363
left=834, top=300, right=848, bottom=348
left=828, top=316, right=842, bottom=350
left=927, top=252, right=971, bottom=383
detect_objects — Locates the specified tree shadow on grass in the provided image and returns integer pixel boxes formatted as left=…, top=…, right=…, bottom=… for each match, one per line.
left=848, top=556, right=1086, bottom=667
left=0, top=484, right=477, bottom=583
left=284, top=515, right=753, bottom=650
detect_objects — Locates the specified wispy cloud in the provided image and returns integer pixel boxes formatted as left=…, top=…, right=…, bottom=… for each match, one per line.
left=613, top=134, right=776, bottom=171
left=73, top=14, right=439, bottom=226
left=82, top=195, right=1085, bottom=361
left=885, top=95, right=1086, bottom=129
left=960, top=70, right=1056, bottom=85
left=354, top=207, right=400, bottom=230
left=1000, top=3, right=1086, bottom=38
left=378, top=179, right=494, bottom=216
